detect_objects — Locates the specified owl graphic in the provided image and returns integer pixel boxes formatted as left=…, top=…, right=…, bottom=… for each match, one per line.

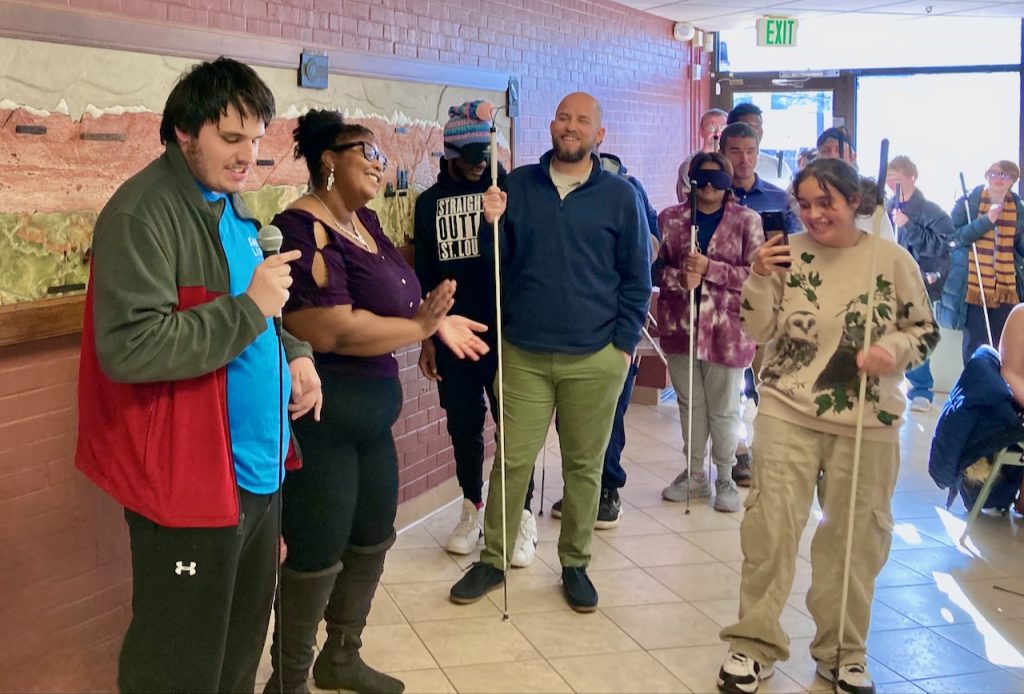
left=762, top=310, right=819, bottom=393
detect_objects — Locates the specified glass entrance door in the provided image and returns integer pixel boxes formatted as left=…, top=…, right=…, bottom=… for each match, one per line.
left=730, top=89, right=834, bottom=178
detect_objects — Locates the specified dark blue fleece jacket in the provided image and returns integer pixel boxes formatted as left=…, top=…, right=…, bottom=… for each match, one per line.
left=495, top=150, right=651, bottom=355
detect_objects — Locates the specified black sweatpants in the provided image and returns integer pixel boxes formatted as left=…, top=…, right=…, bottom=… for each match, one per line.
left=963, top=302, right=1014, bottom=365
left=118, top=489, right=279, bottom=693
left=283, top=374, right=402, bottom=572
left=436, top=343, right=534, bottom=509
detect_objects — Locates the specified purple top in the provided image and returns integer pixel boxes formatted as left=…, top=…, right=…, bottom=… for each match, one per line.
left=275, top=206, right=421, bottom=379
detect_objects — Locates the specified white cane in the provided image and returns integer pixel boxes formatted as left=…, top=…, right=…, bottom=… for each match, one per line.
left=488, top=110, right=510, bottom=619
left=685, top=182, right=700, bottom=515
left=959, top=172, right=994, bottom=346
left=834, top=139, right=888, bottom=688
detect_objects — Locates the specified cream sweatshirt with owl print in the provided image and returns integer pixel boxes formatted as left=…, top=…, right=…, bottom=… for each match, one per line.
left=741, top=232, right=940, bottom=443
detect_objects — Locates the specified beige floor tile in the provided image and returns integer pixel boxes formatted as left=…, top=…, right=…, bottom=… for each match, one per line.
left=588, top=505, right=674, bottom=537
left=485, top=571, right=573, bottom=615
left=651, top=643, right=807, bottom=693
left=511, top=610, right=641, bottom=658
left=641, top=504, right=743, bottom=532
left=930, top=618, right=1024, bottom=668
left=690, top=596, right=817, bottom=641
left=604, top=532, right=717, bottom=567
left=396, top=523, right=445, bottom=550
left=586, top=567, right=685, bottom=607
left=619, top=481, right=684, bottom=509
left=368, top=586, right=409, bottom=626
left=867, top=628, right=1000, bottom=680
left=912, top=669, right=1024, bottom=694
left=875, top=682, right=926, bottom=693
left=442, top=660, right=573, bottom=693
left=388, top=667, right=456, bottom=693
left=549, top=650, right=689, bottom=693
left=382, top=548, right=466, bottom=585
left=889, top=546, right=1014, bottom=582
left=681, top=529, right=744, bottom=562
left=534, top=535, right=636, bottom=573
left=387, top=580, right=501, bottom=623
left=634, top=459, right=688, bottom=484
left=648, top=562, right=743, bottom=602
left=360, top=623, right=438, bottom=672
left=412, top=616, right=539, bottom=667
left=603, top=602, right=723, bottom=649
left=875, top=583, right=977, bottom=627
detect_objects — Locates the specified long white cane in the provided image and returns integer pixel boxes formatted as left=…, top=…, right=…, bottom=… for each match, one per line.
left=833, top=139, right=888, bottom=688
left=959, top=172, right=994, bottom=347
left=685, top=182, right=700, bottom=515
left=488, top=110, right=510, bottom=619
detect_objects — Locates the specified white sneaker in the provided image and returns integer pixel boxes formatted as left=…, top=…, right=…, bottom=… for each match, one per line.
left=910, top=396, right=932, bottom=412
left=662, top=470, right=711, bottom=502
left=815, top=661, right=875, bottom=694
left=510, top=509, right=537, bottom=567
left=445, top=499, right=483, bottom=555
left=717, top=651, right=774, bottom=693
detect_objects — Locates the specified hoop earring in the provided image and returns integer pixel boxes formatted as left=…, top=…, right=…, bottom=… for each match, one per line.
left=326, top=167, right=335, bottom=192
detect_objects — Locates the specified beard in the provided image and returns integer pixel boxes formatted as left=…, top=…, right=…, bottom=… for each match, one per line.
left=551, top=135, right=588, bottom=164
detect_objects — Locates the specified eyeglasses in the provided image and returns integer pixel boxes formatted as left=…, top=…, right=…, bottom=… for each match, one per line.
left=986, top=170, right=1013, bottom=181
left=329, top=141, right=388, bottom=171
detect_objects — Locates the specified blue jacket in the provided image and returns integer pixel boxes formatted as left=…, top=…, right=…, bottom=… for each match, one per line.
left=496, top=150, right=651, bottom=355
left=929, top=346, right=1024, bottom=509
left=937, top=186, right=1024, bottom=330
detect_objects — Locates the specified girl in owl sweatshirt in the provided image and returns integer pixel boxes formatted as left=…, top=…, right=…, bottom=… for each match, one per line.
left=716, top=158, right=939, bottom=694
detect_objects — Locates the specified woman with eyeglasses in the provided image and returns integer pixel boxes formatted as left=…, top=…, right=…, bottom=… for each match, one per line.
left=657, top=152, right=764, bottom=514
left=263, top=110, right=488, bottom=694
left=938, top=160, right=1024, bottom=365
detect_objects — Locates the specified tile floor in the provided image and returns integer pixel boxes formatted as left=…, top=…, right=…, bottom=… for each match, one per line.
left=256, top=399, right=1024, bottom=693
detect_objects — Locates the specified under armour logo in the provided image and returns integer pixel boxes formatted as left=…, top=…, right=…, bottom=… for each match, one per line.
left=174, top=561, right=197, bottom=576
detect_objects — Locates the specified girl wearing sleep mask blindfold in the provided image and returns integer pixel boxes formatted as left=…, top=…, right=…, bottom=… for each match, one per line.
left=691, top=169, right=732, bottom=191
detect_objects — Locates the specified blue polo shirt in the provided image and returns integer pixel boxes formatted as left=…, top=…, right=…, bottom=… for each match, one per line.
left=200, top=184, right=292, bottom=493
left=732, top=175, right=802, bottom=234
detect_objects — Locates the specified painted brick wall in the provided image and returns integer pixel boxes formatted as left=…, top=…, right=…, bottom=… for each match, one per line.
left=2, top=0, right=699, bottom=689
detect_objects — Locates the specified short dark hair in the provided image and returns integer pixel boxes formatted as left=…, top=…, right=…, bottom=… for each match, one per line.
left=727, top=102, right=762, bottom=125
left=816, top=126, right=851, bottom=149
left=159, top=57, right=275, bottom=145
left=719, top=122, right=760, bottom=151
left=793, top=158, right=877, bottom=216
left=292, top=109, right=374, bottom=189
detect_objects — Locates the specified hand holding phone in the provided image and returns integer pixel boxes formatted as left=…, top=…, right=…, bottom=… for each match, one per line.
left=759, top=211, right=791, bottom=270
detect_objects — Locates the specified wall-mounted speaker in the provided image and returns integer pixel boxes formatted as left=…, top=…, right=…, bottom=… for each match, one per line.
left=673, top=22, right=696, bottom=42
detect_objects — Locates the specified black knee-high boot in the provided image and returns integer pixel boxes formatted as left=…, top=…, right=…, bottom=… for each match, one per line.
left=263, top=562, right=342, bottom=694
left=312, top=533, right=405, bottom=693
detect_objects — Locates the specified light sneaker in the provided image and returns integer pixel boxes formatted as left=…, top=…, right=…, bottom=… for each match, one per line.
left=816, top=661, right=875, bottom=694
left=910, top=396, right=932, bottom=412
left=714, top=477, right=741, bottom=513
left=662, top=469, right=711, bottom=502
left=445, top=499, right=483, bottom=555
left=717, top=651, right=774, bottom=693
left=510, top=509, right=537, bottom=567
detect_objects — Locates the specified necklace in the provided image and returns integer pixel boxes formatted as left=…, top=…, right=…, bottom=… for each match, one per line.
left=310, top=192, right=371, bottom=253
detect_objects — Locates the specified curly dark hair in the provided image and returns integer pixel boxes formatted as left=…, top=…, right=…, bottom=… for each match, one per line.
left=292, top=109, right=374, bottom=189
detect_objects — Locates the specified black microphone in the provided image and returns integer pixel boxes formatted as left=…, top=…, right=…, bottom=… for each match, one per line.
left=257, top=224, right=284, bottom=334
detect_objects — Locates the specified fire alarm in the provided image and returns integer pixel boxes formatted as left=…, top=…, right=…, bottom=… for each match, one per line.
left=673, top=22, right=696, bottom=42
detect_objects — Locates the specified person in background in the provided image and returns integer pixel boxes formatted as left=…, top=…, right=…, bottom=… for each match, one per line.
left=449, top=92, right=650, bottom=613
left=415, top=100, right=538, bottom=567
left=938, top=160, right=1024, bottom=365
left=677, top=107, right=729, bottom=201
left=815, top=127, right=896, bottom=243
left=75, top=58, right=322, bottom=693
left=885, top=154, right=954, bottom=411
left=658, top=152, right=763, bottom=513
left=265, top=110, right=488, bottom=694
left=718, top=158, right=939, bottom=694
left=549, top=144, right=661, bottom=528
left=727, top=103, right=794, bottom=190
left=797, top=147, right=817, bottom=171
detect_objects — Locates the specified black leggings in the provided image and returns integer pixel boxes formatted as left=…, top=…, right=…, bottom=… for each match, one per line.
left=283, top=374, right=401, bottom=572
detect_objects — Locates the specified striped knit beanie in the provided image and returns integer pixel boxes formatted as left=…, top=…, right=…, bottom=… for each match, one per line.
left=443, top=100, right=495, bottom=160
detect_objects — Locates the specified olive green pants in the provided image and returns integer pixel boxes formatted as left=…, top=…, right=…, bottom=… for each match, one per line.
left=480, top=342, right=627, bottom=569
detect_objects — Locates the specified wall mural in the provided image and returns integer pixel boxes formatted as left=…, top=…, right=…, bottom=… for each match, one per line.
left=0, top=37, right=511, bottom=305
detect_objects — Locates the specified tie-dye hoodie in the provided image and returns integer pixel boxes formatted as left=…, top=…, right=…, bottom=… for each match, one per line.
left=656, top=200, right=763, bottom=367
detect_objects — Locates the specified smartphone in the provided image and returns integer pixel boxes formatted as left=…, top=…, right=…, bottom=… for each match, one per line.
left=760, top=210, right=790, bottom=268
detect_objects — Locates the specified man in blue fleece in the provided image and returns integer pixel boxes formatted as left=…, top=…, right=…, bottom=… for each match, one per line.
left=449, top=91, right=651, bottom=612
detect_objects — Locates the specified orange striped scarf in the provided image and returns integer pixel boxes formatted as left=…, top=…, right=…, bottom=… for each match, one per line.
left=967, top=190, right=1018, bottom=306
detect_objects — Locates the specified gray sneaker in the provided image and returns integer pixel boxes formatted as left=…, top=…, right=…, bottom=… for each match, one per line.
left=714, top=477, right=741, bottom=513
left=662, top=470, right=711, bottom=502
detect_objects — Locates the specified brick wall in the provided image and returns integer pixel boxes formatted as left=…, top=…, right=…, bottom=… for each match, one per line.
left=2, top=0, right=700, bottom=689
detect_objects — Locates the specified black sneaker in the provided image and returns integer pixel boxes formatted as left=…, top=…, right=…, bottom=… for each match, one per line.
left=450, top=562, right=505, bottom=604
left=732, top=453, right=752, bottom=488
left=550, top=498, right=563, bottom=518
left=561, top=566, right=598, bottom=612
left=594, top=488, right=622, bottom=530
